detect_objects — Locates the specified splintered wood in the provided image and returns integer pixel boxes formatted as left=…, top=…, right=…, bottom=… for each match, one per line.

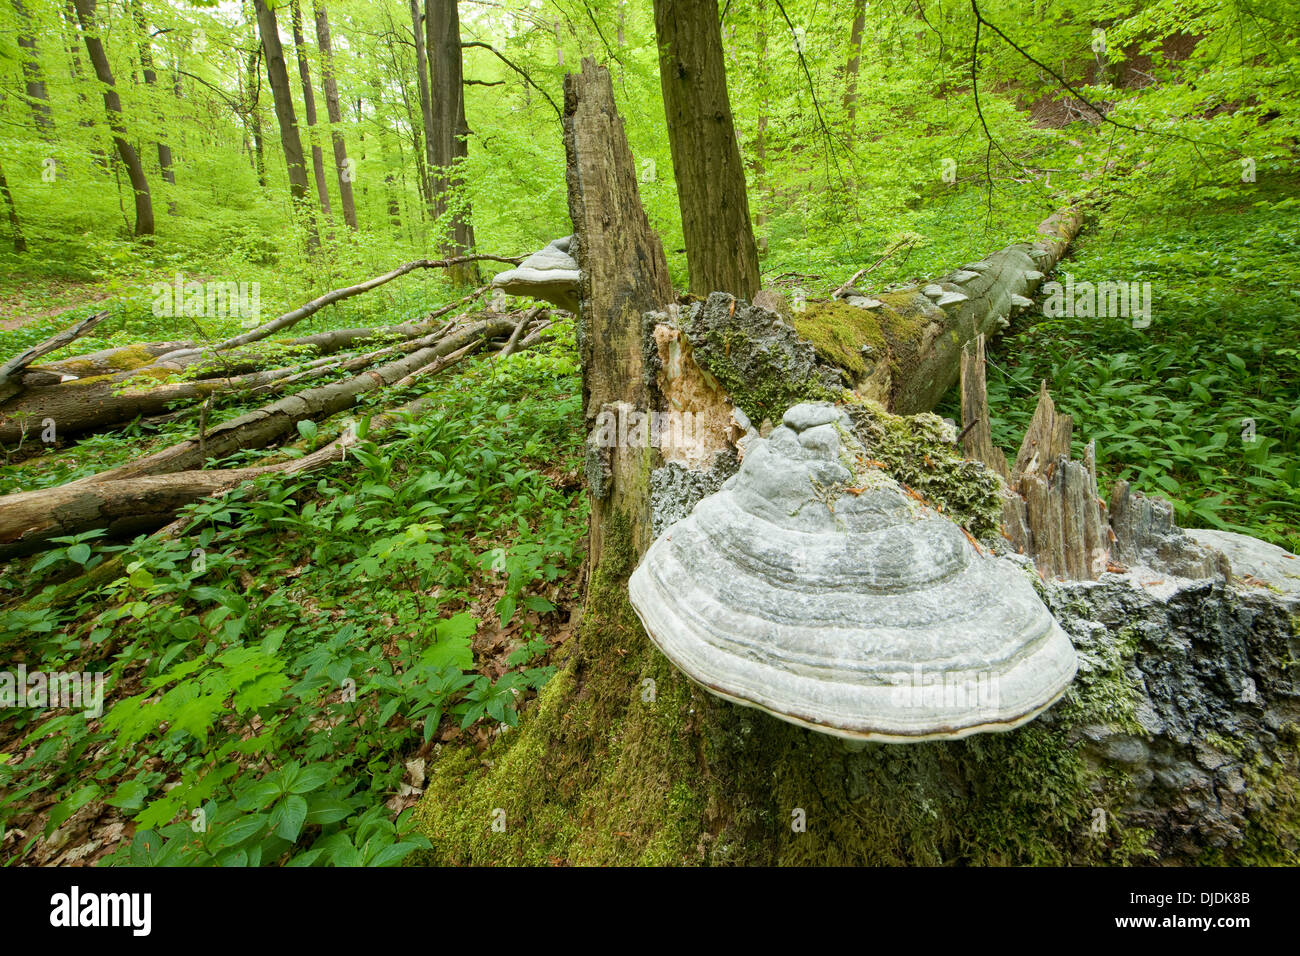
left=961, top=336, right=1108, bottom=580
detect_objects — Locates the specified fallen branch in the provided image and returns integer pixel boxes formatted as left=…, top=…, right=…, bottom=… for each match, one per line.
left=0, top=319, right=550, bottom=557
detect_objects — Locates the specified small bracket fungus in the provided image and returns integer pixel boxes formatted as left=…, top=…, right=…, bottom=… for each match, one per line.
left=491, top=236, right=580, bottom=312
left=629, top=402, right=1078, bottom=743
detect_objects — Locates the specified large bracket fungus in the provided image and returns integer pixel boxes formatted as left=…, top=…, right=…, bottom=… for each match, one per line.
left=491, top=236, right=581, bottom=312
left=629, top=402, right=1078, bottom=743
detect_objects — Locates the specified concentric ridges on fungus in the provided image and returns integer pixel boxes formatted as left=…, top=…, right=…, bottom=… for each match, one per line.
left=629, top=402, right=1078, bottom=742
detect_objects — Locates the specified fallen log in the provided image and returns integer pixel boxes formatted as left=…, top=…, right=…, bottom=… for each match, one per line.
left=792, top=205, right=1083, bottom=414
left=75, top=316, right=518, bottom=485
left=0, top=316, right=540, bottom=555
left=4, top=280, right=490, bottom=397
left=0, top=357, right=349, bottom=445
left=152, top=256, right=514, bottom=365
left=0, top=311, right=108, bottom=402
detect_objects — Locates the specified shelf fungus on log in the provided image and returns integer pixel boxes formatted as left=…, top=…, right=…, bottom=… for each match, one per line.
left=628, top=401, right=1078, bottom=743
left=491, top=236, right=580, bottom=312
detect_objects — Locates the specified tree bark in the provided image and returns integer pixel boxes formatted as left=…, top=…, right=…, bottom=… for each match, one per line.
left=425, top=0, right=477, bottom=280
left=0, top=158, right=26, bottom=255
left=410, top=0, right=437, bottom=219
left=245, top=47, right=267, bottom=186
left=564, top=58, right=674, bottom=568
left=820, top=205, right=1084, bottom=414
left=843, top=0, right=867, bottom=131
left=254, top=0, right=317, bottom=247
left=72, top=0, right=155, bottom=237
left=313, top=2, right=358, bottom=230
left=128, top=0, right=176, bottom=209
left=13, top=0, right=54, bottom=137
left=652, top=0, right=760, bottom=299
left=290, top=0, right=333, bottom=224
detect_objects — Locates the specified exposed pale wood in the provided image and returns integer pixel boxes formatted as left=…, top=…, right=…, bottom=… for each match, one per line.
left=1012, top=381, right=1073, bottom=482
left=958, top=333, right=1008, bottom=480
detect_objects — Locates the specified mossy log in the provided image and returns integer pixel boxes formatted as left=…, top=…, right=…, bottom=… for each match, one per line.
left=793, top=206, right=1082, bottom=415
left=414, top=64, right=1298, bottom=866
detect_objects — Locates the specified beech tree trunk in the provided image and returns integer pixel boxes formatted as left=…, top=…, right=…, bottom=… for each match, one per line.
left=254, top=0, right=317, bottom=247
left=290, top=0, right=333, bottom=223
left=410, top=0, right=437, bottom=220
left=245, top=47, right=268, bottom=186
left=313, top=2, right=358, bottom=230
left=425, top=0, right=477, bottom=280
left=652, top=0, right=760, bottom=299
left=14, top=0, right=54, bottom=137
left=0, top=159, right=26, bottom=254
left=72, top=0, right=155, bottom=237
left=843, top=0, right=867, bottom=131
left=128, top=0, right=176, bottom=208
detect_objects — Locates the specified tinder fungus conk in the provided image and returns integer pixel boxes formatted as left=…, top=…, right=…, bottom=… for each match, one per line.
left=628, top=403, right=1078, bottom=742
left=491, top=236, right=580, bottom=312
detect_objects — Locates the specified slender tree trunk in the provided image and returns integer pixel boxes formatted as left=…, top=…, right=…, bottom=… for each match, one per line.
left=368, top=76, right=402, bottom=229
left=652, top=0, right=759, bottom=298
left=245, top=48, right=267, bottom=186
left=0, top=158, right=27, bottom=254
left=290, top=0, right=333, bottom=224
left=844, top=0, right=867, bottom=131
left=425, top=0, right=477, bottom=281
left=254, top=0, right=318, bottom=249
left=128, top=0, right=176, bottom=214
left=313, top=2, right=358, bottom=230
left=72, top=0, right=155, bottom=237
left=62, top=0, right=105, bottom=169
left=13, top=0, right=54, bottom=137
left=754, top=0, right=769, bottom=255
left=409, top=0, right=436, bottom=217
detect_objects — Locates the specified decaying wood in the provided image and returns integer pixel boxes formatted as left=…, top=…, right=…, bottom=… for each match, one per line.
left=958, top=334, right=1008, bottom=480
left=0, top=317, right=543, bottom=555
left=564, top=58, right=674, bottom=569
left=961, top=355, right=1108, bottom=580
left=3, top=275, right=492, bottom=402
left=152, top=255, right=517, bottom=364
left=72, top=317, right=518, bottom=484
left=0, top=311, right=108, bottom=402
left=843, top=206, right=1084, bottom=414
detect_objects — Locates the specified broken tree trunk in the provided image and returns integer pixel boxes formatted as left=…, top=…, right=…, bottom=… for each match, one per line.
left=565, top=58, right=674, bottom=569
left=806, top=206, right=1083, bottom=414
left=0, top=265, right=509, bottom=439
left=415, top=65, right=1298, bottom=867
